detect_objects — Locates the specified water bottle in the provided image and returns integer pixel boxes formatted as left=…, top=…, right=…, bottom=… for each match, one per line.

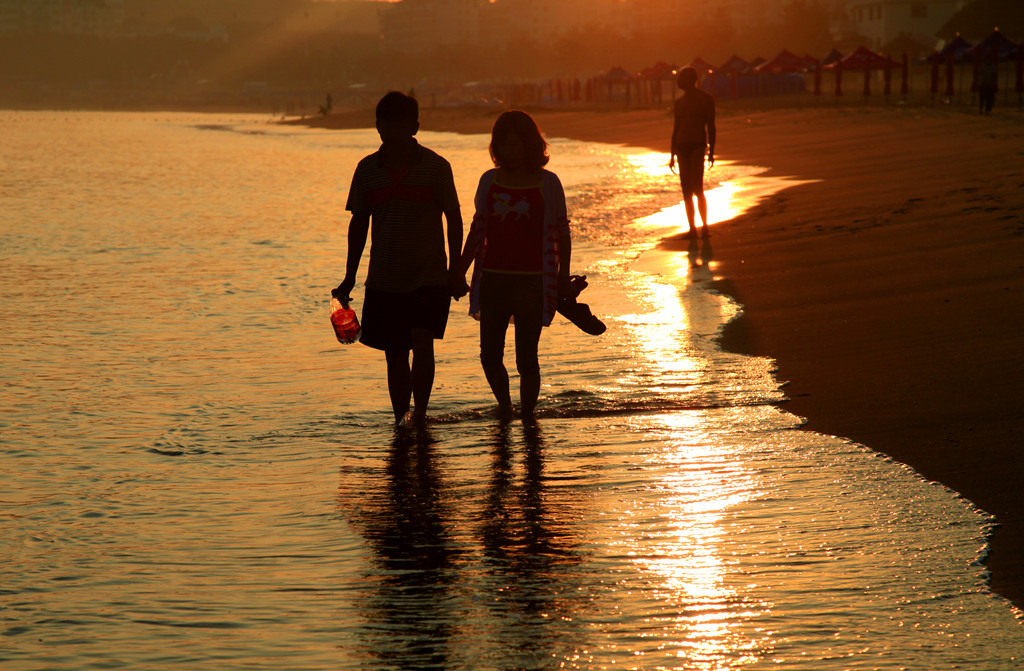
left=329, top=297, right=360, bottom=344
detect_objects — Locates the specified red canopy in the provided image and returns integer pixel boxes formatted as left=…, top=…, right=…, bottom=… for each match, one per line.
left=717, top=54, right=751, bottom=75
left=754, top=49, right=812, bottom=74
left=827, top=46, right=896, bottom=70
left=821, top=48, right=844, bottom=66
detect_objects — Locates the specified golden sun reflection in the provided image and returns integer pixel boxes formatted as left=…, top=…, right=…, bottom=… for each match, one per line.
left=614, top=251, right=769, bottom=666
left=630, top=180, right=747, bottom=240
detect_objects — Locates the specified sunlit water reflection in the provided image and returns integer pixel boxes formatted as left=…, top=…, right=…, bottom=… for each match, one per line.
left=1, top=112, right=1021, bottom=670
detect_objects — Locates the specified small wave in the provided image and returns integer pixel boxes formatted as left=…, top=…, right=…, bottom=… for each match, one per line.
left=427, top=391, right=773, bottom=425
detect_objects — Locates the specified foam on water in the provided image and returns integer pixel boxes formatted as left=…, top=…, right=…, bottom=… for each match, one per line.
left=1, top=111, right=1021, bottom=670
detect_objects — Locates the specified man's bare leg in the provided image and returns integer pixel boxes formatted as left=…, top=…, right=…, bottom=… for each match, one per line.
left=384, top=348, right=412, bottom=423
left=697, top=191, right=709, bottom=235
left=410, top=328, right=434, bottom=425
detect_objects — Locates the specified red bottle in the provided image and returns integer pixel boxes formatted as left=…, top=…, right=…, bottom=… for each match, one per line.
left=329, top=297, right=361, bottom=344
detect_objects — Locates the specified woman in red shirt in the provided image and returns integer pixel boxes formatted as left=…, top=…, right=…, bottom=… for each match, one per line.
left=459, top=111, right=573, bottom=420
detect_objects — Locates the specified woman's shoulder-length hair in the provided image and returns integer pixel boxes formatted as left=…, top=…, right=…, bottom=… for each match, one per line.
left=489, top=110, right=550, bottom=170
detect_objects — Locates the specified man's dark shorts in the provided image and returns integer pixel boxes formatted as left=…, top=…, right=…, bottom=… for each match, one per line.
left=359, top=285, right=450, bottom=351
left=674, top=142, right=706, bottom=191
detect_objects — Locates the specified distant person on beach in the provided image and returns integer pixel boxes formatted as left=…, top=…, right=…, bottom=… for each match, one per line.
left=670, top=66, right=716, bottom=238
left=459, top=110, right=573, bottom=420
left=978, top=58, right=997, bottom=115
left=334, top=91, right=465, bottom=426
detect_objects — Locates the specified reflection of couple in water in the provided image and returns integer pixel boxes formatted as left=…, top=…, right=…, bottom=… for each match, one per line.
left=346, top=422, right=581, bottom=668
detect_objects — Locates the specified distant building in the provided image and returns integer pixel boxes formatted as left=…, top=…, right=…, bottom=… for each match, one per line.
left=0, top=0, right=125, bottom=35
left=837, top=0, right=969, bottom=50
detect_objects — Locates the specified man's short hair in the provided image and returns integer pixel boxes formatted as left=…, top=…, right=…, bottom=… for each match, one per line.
left=376, top=91, right=418, bottom=123
left=676, top=66, right=699, bottom=88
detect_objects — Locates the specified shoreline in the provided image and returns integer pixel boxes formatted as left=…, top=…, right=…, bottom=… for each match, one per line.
left=298, top=104, right=1024, bottom=611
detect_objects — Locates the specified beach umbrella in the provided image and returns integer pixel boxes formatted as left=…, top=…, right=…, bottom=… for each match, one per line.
left=884, top=54, right=892, bottom=96
left=945, top=51, right=955, bottom=96
left=814, top=60, right=822, bottom=96
left=835, top=46, right=896, bottom=70
left=602, top=66, right=632, bottom=101
left=639, top=60, right=678, bottom=102
left=821, top=48, right=844, bottom=66
left=901, top=53, right=909, bottom=96
left=717, top=54, right=751, bottom=75
left=971, top=49, right=982, bottom=92
left=1017, top=43, right=1024, bottom=95
left=755, top=49, right=809, bottom=74
left=835, top=59, right=843, bottom=97
left=965, top=28, right=1018, bottom=62
left=863, top=57, right=872, bottom=97
left=936, top=34, right=973, bottom=63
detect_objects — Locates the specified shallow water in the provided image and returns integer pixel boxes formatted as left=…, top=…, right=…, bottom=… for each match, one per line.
left=1, top=111, right=1022, bottom=670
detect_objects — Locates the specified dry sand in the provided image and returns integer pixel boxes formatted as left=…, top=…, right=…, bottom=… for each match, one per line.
left=297, top=103, right=1024, bottom=610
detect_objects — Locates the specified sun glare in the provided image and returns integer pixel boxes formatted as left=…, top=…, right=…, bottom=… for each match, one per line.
left=609, top=212, right=773, bottom=665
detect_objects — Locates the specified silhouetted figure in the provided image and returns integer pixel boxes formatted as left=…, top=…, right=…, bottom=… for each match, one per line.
left=670, top=66, right=717, bottom=238
left=343, top=430, right=457, bottom=668
left=978, top=58, right=997, bottom=115
left=459, top=111, right=574, bottom=420
left=335, top=92, right=465, bottom=426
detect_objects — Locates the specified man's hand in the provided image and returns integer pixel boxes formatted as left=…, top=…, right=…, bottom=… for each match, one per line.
left=332, top=278, right=355, bottom=302
left=449, top=270, right=469, bottom=301
left=668, top=154, right=677, bottom=174
left=707, top=151, right=715, bottom=169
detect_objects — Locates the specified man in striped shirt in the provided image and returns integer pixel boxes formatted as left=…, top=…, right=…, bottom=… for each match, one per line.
left=335, top=91, right=465, bottom=426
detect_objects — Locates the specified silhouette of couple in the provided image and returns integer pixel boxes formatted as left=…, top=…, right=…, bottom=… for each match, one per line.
left=336, top=78, right=715, bottom=426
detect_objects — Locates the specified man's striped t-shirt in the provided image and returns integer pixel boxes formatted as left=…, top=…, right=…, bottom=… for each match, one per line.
left=346, top=142, right=460, bottom=293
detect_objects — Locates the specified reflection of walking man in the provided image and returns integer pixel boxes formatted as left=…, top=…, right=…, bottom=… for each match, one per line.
left=670, top=66, right=716, bottom=238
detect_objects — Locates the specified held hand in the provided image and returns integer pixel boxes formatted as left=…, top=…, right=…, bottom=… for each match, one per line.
left=449, top=271, right=470, bottom=300
left=668, top=154, right=677, bottom=174
left=707, top=151, right=715, bottom=169
left=557, top=277, right=574, bottom=299
left=332, top=278, right=355, bottom=302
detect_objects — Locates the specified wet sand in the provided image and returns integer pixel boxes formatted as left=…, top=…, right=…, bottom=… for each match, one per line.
left=296, top=104, right=1024, bottom=610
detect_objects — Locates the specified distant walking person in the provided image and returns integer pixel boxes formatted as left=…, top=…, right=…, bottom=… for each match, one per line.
left=670, top=66, right=716, bottom=237
left=459, top=111, right=573, bottom=421
left=978, top=57, right=997, bottom=115
left=334, top=91, right=465, bottom=426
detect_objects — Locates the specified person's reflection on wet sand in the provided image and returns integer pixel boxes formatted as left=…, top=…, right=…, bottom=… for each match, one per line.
left=347, top=429, right=458, bottom=669
left=478, top=420, right=585, bottom=665
left=687, top=235, right=714, bottom=284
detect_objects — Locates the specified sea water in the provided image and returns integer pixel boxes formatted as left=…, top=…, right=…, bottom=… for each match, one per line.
left=1, top=111, right=1021, bottom=670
